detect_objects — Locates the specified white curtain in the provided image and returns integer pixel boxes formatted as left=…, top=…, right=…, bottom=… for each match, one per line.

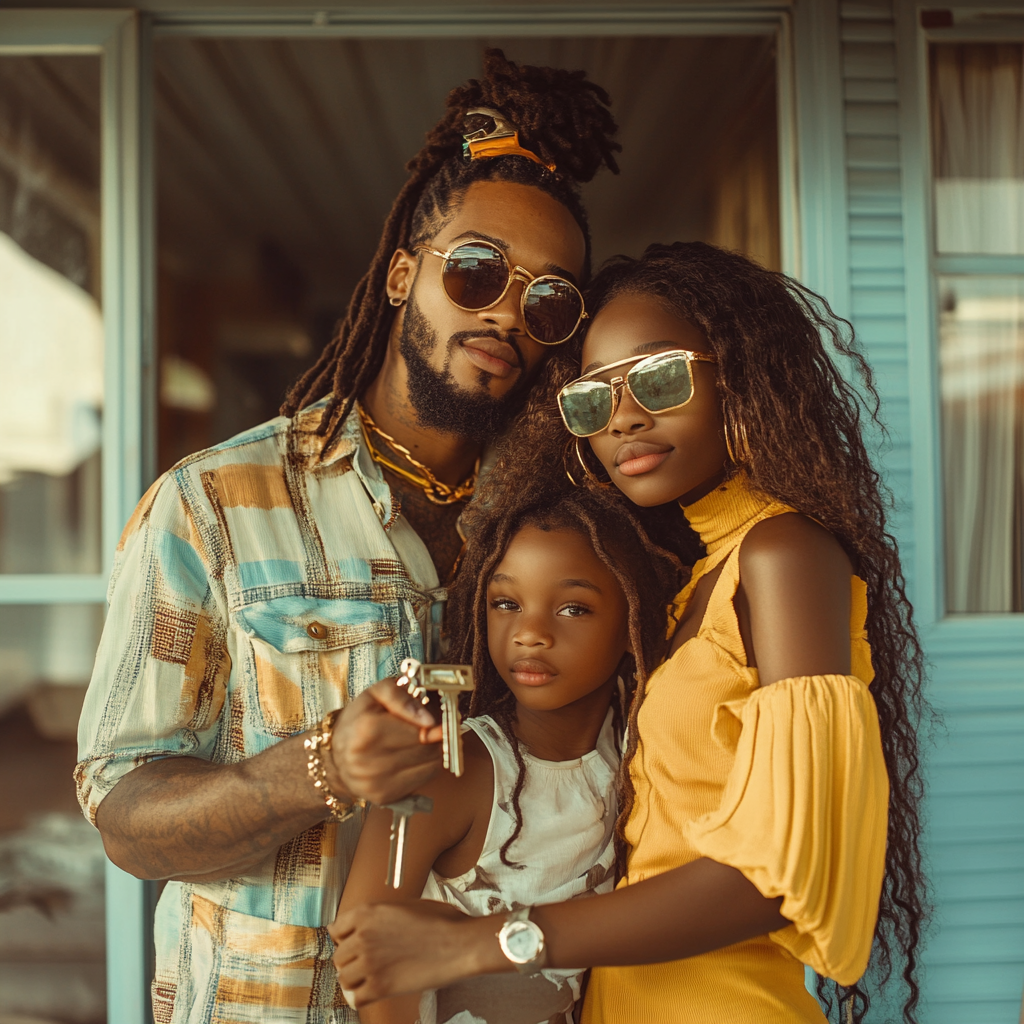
left=932, top=45, right=1024, bottom=253
left=939, top=279, right=1024, bottom=611
left=932, top=45, right=1024, bottom=611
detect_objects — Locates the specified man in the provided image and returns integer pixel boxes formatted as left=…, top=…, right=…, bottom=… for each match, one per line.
left=76, top=50, right=618, bottom=1022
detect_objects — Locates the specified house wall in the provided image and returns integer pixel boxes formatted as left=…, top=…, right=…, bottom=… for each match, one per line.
left=842, top=1, right=1024, bottom=1020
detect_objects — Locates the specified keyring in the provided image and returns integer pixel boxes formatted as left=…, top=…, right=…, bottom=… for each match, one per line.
left=396, top=658, right=422, bottom=690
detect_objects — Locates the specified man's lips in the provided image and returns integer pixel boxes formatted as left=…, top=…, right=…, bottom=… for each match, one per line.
left=459, top=337, right=520, bottom=379
left=510, top=658, right=557, bottom=686
left=615, top=440, right=673, bottom=477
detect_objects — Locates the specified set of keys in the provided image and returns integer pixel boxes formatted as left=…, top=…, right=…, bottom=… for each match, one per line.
left=381, top=656, right=475, bottom=888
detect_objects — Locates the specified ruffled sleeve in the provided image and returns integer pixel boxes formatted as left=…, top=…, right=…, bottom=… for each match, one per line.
left=686, top=674, right=888, bottom=986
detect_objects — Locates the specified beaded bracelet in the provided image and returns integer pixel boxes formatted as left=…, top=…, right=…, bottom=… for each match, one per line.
left=304, top=710, right=367, bottom=823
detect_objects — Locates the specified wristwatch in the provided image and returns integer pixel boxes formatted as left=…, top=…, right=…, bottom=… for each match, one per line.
left=496, top=907, right=548, bottom=975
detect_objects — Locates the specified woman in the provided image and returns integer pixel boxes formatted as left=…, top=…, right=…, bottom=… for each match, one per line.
left=330, top=242, right=928, bottom=1023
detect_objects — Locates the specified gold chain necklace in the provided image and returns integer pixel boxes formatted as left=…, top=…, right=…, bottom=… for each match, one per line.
left=357, top=403, right=478, bottom=506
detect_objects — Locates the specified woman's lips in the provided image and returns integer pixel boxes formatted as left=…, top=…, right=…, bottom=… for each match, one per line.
left=615, top=441, right=673, bottom=477
left=510, top=659, right=556, bottom=687
left=460, top=338, right=518, bottom=379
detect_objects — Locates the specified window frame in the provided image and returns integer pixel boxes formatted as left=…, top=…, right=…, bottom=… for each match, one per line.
left=897, top=2, right=1024, bottom=652
left=1, top=4, right=849, bottom=1021
left=0, top=10, right=154, bottom=599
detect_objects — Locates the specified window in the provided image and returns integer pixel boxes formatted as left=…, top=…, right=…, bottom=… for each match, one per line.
left=0, top=49, right=107, bottom=1022
left=930, top=43, right=1024, bottom=613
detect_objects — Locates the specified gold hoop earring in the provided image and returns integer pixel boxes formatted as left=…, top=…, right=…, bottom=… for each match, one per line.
left=565, top=437, right=610, bottom=488
left=724, top=408, right=752, bottom=466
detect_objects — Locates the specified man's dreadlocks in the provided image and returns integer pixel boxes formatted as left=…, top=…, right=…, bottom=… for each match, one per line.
left=281, top=48, right=620, bottom=450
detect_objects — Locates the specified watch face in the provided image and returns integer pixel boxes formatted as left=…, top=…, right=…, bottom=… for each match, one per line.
left=503, top=921, right=541, bottom=963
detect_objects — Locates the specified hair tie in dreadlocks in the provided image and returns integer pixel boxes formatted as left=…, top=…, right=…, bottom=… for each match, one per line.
left=461, top=107, right=557, bottom=171
left=282, top=48, right=620, bottom=453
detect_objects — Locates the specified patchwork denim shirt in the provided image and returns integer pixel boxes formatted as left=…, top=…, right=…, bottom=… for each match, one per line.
left=76, top=399, right=441, bottom=1023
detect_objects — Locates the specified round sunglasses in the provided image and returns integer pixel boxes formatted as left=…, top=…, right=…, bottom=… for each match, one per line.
left=558, top=350, right=718, bottom=437
left=414, top=239, right=587, bottom=346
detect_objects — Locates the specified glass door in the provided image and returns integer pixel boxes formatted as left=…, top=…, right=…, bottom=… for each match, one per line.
left=0, top=11, right=148, bottom=1024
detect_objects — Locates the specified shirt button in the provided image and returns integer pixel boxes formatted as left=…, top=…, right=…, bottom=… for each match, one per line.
left=306, top=621, right=328, bottom=640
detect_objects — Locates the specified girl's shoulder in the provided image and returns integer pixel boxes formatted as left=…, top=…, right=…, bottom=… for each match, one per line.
left=423, top=726, right=495, bottom=880
left=410, top=725, right=494, bottom=832
left=461, top=714, right=510, bottom=754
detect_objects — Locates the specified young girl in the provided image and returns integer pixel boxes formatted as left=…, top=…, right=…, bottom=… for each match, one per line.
left=330, top=241, right=929, bottom=1024
left=332, top=485, right=681, bottom=1024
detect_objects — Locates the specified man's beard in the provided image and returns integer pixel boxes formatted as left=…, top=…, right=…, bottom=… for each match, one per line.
left=398, top=293, right=528, bottom=439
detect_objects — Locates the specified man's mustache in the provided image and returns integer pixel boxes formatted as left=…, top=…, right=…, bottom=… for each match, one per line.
left=447, top=329, right=524, bottom=371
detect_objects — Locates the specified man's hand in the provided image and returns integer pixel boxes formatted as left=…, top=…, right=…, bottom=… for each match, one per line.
left=328, top=677, right=444, bottom=806
left=96, top=677, right=443, bottom=882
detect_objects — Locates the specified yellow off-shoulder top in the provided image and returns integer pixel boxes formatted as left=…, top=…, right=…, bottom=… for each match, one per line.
left=583, top=474, right=889, bottom=1024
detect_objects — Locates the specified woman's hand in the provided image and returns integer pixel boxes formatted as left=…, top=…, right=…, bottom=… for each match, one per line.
left=329, top=862, right=787, bottom=1007
left=329, top=900, right=505, bottom=1007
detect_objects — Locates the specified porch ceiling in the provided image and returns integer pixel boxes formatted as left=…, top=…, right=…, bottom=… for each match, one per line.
left=153, top=34, right=777, bottom=299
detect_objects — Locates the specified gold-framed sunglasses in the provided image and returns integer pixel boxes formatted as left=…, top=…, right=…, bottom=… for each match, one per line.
left=414, top=238, right=587, bottom=346
left=557, top=350, right=718, bottom=437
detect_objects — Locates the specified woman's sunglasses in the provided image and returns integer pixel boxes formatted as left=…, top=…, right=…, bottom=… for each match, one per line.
left=558, top=350, right=718, bottom=437
left=414, top=239, right=587, bottom=346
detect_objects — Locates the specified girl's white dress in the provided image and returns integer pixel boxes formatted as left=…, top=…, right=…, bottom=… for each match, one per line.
left=418, top=711, right=620, bottom=1024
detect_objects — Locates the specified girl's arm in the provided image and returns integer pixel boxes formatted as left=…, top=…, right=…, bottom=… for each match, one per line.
left=334, top=732, right=493, bottom=1024
left=331, top=515, right=857, bottom=1005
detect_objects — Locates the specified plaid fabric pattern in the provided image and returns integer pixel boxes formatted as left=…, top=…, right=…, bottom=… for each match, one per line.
left=77, top=401, right=440, bottom=1024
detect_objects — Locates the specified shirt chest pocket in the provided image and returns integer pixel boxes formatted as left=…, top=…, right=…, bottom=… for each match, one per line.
left=235, top=595, right=398, bottom=736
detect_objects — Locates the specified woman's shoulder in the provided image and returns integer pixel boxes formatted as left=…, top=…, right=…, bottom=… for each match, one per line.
left=736, top=511, right=858, bottom=687
left=739, top=511, right=852, bottom=588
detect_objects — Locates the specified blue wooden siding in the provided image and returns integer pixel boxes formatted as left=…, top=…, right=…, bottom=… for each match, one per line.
left=840, top=2, right=1024, bottom=1021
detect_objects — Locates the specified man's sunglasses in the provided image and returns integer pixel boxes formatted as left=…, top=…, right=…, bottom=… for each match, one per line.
left=557, top=350, right=718, bottom=437
left=414, top=239, right=587, bottom=346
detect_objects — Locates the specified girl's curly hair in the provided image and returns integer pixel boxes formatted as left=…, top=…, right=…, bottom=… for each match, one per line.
left=281, top=47, right=620, bottom=447
left=573, top=240, right=931, bottom=1024
left=447, top=459, right=683, bottom=872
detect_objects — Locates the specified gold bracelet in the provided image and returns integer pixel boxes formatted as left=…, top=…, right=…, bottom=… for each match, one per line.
left=304, top=710, right=367, bottom=823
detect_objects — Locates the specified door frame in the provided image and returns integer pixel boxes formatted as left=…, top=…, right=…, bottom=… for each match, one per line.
left=1, top=5, right=846, bottom=1020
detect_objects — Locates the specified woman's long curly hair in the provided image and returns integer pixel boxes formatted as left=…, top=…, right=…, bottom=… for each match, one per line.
left=281, top=47, right=620, bottom=449
left=570, top=241, right=930, bottom=1024
left=447, top=466, right=683, bottom=872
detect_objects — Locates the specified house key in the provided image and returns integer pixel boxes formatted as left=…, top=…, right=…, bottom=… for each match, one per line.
left=382, top=793, right=433, bottom=889
left=381, top=659, right=473, bottom=887
left=396, top=657, right=476, bottom=776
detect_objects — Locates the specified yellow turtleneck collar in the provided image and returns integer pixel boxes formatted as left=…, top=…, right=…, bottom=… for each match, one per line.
left=680, top=472, right=788, bottom=557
